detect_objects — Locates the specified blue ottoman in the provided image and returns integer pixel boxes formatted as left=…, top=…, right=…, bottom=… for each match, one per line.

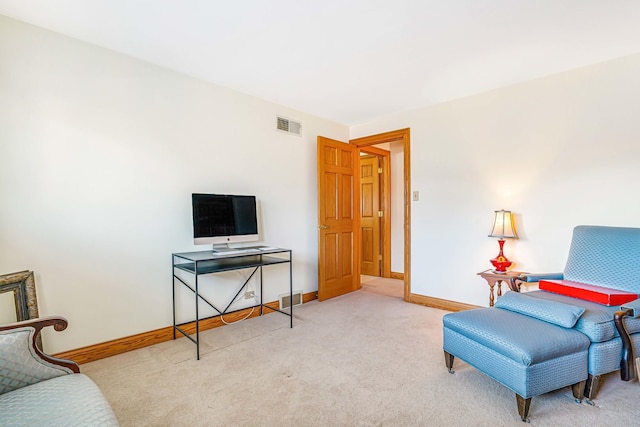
left=443, top=294, right=591, bottom=422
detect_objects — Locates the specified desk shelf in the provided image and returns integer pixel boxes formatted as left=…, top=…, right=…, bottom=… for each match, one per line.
left=174, top=255, right=290, bottom=275
left=172, top=248, right=293, bottom=359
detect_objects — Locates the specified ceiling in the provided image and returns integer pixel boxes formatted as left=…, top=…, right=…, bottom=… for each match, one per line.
left=1, top=0, right=640, bottom=125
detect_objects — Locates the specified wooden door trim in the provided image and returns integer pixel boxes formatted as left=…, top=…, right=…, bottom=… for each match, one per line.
left=350, top=128, right=411, bottom=301
left=359, top=145, right=389, bottom=157
left=359, top=147, right=391, bottom=278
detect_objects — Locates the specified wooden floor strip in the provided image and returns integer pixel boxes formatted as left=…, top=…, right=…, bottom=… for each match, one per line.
left=408, top=293, right=479, bottom=312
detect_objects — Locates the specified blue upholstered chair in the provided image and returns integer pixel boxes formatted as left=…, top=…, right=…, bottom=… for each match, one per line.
left=444, top=225, right=640, bottom=421
left=516, top=225, right=640, bottom=400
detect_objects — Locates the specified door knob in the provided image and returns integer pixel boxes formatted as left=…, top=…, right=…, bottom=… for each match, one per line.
left=318, top=225, right=330, bottom=230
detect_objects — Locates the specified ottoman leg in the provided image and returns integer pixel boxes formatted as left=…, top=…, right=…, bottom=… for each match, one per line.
left=444, top=351, right=455, bottom=374
left=571, top=380, right=586, bottom=403
left=516, top=394, right=531, bottom=423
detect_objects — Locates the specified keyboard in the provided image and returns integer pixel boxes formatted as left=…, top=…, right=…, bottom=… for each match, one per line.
left=214, top=248, right=261, bottom=255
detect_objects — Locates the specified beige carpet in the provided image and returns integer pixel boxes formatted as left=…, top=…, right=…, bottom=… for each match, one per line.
left=360, top=275, right=404, bottom=298
left=83, top=289, right=639, bottom=426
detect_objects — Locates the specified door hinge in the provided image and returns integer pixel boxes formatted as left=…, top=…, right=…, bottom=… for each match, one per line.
left=377, top=167, right=382, bottom=174
left=378, top=210, right=383, bottom=217
left=378, top=254, right=383, bottom=261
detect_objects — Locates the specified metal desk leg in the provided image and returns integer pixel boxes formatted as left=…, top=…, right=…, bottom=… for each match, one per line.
left=290, top=251, right=293, bottom=328
left=195, top=264, right=200, bottom=360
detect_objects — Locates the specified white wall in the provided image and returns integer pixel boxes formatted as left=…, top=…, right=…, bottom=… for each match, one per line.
left=389, top=141, right=404, bottom=273
left=351, top=53, right=640, bottom=306
left=0, top=15, right=348, bottom=353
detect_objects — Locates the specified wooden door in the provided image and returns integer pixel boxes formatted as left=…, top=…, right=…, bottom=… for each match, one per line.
left=360, top=155, right=381, bottom=276
left=317, top=136, right=359, bottom=301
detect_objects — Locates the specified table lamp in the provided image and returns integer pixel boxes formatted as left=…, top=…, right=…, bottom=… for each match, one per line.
left=488, top=209, right=517, bottom=273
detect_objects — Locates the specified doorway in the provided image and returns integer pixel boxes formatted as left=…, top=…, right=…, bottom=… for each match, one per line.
left=350, top=129, right=411, bottom=301
left=315, top=129, right=410, bottom=302
left=358, top=147, right=389, bottom=278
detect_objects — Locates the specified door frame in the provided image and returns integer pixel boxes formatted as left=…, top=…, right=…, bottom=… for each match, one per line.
left=350, top=128, right=411, bottom=301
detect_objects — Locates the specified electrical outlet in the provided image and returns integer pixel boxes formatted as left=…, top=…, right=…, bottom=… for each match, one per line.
left=244, top=290, right=255, bottom=299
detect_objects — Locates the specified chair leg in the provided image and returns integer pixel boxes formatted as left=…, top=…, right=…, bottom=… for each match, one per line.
left=614, top=309, right=636, bottom=381
left=571, top=380, right=586, bottom=403
left=516, top=394, right=531, bottom=423
left=584, top=374, right=600, bottom=405
left=444, top=351, right=455, bottom=374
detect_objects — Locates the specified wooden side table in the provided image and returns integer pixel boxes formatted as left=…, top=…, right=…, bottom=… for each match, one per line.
left=477, top=270, right=525, bottom=307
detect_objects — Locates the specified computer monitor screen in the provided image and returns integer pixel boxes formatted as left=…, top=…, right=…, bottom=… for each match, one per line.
left=192, top=193, right=258, bottom=246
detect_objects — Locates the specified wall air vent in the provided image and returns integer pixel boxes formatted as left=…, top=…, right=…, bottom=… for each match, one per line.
left=276, top=115, right=302, bottom=136
left=279, top=290, right=303, bottom=310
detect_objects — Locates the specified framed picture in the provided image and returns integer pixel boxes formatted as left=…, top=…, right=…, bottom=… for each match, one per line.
left=0, top=270, right=39, bottom=323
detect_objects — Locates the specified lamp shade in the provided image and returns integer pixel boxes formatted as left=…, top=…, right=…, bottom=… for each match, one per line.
left=488, top=210, right=517, bottom=239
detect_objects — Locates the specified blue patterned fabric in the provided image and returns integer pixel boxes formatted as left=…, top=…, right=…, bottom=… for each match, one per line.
left=0, top=374, right=119, bottom=426
left=443, top=327, right=588, bottom=399
left=587, top=339, right=624, bottom=376
left=621, top=299, right=640, bottom=318
left=526, top=290, right=640, bottom=342
left=0, top=323, right=119, bottom=426
left=586, top=335, right=640, bottom=376
left=443, top=308, right=590, bottom=365
left=525, top=291, right=640, bottom=377
left=495, top=291, right=585, bottom=328
left=0, top=327, right=73, bottom=394
left=563, top=226, right=640, bottom=293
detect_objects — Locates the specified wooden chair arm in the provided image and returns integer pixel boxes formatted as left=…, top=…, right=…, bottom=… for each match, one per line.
left=0, top=316, right=80, bottom=373
left=512, top=275, right=527, bottom=292
left=613, top=309, right=636, bottom=381
left=0, top=315, right=69, bottom=333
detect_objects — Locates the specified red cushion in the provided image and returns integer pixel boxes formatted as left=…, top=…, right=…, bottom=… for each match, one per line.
left=539, top=280, right=639, bottom=306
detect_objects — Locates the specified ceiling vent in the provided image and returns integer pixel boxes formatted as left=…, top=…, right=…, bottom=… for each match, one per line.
left=276, top=115, right=302, bottom=136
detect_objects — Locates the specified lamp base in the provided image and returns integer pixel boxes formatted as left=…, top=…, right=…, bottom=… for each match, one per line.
left=490, top=239, right=513, bottom=273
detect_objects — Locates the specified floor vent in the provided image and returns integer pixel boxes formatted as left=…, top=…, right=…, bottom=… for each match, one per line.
left=279, top=290, right=303, bottom=309
left=276, top=115, right=302, bottom=136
